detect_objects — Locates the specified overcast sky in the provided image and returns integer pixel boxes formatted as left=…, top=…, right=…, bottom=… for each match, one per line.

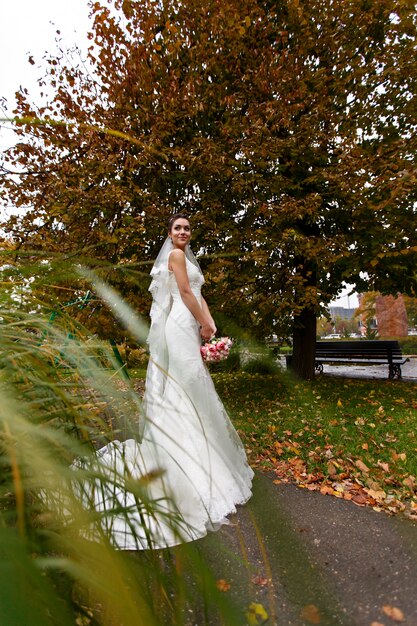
left=0, top=1, right=358, bottom=308
left=0, top=0, right=91, bottom=148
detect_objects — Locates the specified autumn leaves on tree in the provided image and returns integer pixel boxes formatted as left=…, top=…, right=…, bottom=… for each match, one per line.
left=1, top=0, right=416, bottom=378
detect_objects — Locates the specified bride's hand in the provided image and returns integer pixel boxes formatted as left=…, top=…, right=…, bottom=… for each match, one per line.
left=200, top=322, right=216, bottom=342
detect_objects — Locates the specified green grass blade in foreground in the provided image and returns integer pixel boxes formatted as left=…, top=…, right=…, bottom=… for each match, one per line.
left=0, top=301, right=244, bottom=624
left=79, top=266, right=149, bottom=345
left=0, top=527, right=74, bottom=626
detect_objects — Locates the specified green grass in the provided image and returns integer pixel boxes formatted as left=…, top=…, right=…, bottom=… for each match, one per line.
left=211, top=371, right=417, bottom=517
left=0, top=310, right=247, bottom=626
left=97, top=363, right=417, bottom=518
left=1, top=274, right=415, bottom=624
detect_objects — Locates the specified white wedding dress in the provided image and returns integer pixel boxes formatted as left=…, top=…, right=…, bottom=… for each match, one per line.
left=83, top=254, right=253, bottom=550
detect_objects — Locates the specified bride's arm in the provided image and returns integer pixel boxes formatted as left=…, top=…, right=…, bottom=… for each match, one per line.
left=201, top=297, right=217, bottom=335
left=169, top=249, right=215, bottom=341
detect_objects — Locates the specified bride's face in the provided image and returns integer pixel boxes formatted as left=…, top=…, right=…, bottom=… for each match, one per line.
left=169, top=218, right=191, bottom=249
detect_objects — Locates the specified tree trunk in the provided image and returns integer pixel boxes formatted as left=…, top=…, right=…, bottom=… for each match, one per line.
left=291, top=307, right=317, bottom=380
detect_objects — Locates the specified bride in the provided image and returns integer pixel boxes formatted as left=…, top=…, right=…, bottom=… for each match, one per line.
left=87, top=214, right=253, bottom=549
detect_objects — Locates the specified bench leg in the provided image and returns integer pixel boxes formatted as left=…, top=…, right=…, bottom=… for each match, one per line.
left=389, top=364, right=402, bottom=380
left=315, top=362, right=323, bottom=374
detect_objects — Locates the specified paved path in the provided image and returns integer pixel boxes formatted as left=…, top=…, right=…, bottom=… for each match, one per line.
left=278, top=356, right=417, bottom=381
left=319, top=356, right=417, bottom=382
left=143, top=361, right=417, bottom=625
left=190, top=473, right=417, bottom=626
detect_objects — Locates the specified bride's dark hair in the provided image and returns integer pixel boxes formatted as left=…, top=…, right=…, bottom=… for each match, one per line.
left=168, top=213, right=190, bottom=231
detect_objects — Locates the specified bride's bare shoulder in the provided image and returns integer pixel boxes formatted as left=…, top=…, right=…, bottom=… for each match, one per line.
left=169, top=249, right=185, bottom=261
left=168, top=248, right=186, bottom=271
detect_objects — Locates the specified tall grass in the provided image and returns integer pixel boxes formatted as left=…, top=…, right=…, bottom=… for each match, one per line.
left=0, top=279, right=245, bottom=625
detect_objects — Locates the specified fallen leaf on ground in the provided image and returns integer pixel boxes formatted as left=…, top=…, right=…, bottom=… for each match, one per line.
left=327, top=461, right=338, bottom=476
left=382, top=604, right=405, bottom=622
left=301, top=604, right=321, bottom=624
left=364, top=488, right=386, bottom=503
left=216, top=579, right=231, bottom=592
left=246, top=602, right=269, bottom=625
left=403, top=475, right=416, bottom=489
left=251, top=575, right=269, bottom=586
left=370, top=622, right=384, bottom=626
left=269, top=445, right=416, bottom=517
left=274, top=441, right=285, bottom=455
left=351, top=492, right=368, bottom=505
left=356, top=459, right=370, bottom=473
left=378, top=461, right=390, bottom=472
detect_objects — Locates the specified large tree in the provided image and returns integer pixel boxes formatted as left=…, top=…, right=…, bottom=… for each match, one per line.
left=1, top=0, right=416, bottom=378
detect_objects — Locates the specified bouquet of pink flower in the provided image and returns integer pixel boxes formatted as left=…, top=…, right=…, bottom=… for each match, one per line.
left=200, top=337, right=233, bottom=362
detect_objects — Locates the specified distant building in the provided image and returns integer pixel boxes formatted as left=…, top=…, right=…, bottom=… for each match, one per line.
left=317, top=306, right=360, bottom=338
left=328, top=306, right=356, bottom=321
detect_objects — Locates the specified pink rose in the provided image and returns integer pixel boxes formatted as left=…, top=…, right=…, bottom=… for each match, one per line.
left=201, top=336, right=233, bottom=362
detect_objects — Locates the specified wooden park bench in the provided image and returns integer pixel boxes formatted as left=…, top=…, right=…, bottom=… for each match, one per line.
left=315, top=340, right=408, bottom=379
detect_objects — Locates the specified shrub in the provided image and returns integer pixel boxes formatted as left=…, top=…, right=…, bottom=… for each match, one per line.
left=395, top=336, right=417, bottom=354
left=208, top=348, right=241, bottom=372
left=117, top=345, right=149, bottom=367
left=242, top=357, right=281, bottom=375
